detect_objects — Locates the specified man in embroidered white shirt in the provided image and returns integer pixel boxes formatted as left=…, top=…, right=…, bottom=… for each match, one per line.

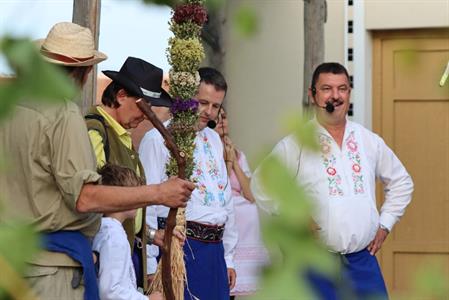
left=251, top=62, right=413, bottom=299
left=139, top=67, right=237, bottom=300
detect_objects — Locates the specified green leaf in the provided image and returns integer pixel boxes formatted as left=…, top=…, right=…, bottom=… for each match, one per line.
left=0, top=37, right=77, bottom=104
left=0, top=222, right=41, bottom=274
left=0, top=82, right=20, bottom=120
left=259, top=155, right=312, bottom=225
left=413, top=263, right=449, bottom=299
left=283, top=110, right=320, bottom=151
left=142, top=0, right=180, bottom=7
left=233, top=6, right=258, bottom=37
left=204, top=0, right=225, bottom=11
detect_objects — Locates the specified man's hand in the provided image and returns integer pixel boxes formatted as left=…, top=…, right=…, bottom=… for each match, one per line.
left=157, top=177, right=195, bottom=207
left=148, top=291, right=163, bottom=300
left=227, top=268, right=236, bottom=290
left=367, top=227, right=389, bottom=255
left=146, top=274, right=155, bottom=287
left=153, top=229, right=164, bottom=247
left=152, top=229, right=186, bottom=247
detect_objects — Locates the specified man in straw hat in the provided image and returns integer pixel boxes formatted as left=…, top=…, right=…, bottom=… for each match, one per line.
left=85, top=56, right=174, bottom=290
left=0, top=22, right=194, bottom=300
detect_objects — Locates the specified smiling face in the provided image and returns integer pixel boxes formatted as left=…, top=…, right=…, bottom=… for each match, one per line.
left=196, top=82, right=226, bottom=131
left=310, top=72, right=351, bottom=126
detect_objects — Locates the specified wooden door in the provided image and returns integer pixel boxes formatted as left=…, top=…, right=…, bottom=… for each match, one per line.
left=373, top=29, right=449, bottom=297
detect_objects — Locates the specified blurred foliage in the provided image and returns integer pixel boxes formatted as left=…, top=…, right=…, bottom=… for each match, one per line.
left=142, top=0, right=259, bottom=38
left=390, top=262, right=449, bottom=300
left=0, top=223, right=40, bottom=300
left=0, top=36, right=76, bottom=299
left=251, top=116, right=338, bottom=299
left=0, top=37, right=76, bottom=120
left=250, top=112, right=449, bottom=299
left=412, top=263, right=449, bottom=299
left=142, top=0, right=224, bottom=11
left=0, top=1, right=446, bottom=300
left=233, top=5, right=258, bottom=37
left=142, top=0, right=180, bottom=7
left=284, top=110, right=320, bottom=152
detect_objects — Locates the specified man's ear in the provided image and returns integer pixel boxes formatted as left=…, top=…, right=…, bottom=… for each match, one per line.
left=116, top=88, right=127, bottom=103
left=308, top=88, right=316, bottom=106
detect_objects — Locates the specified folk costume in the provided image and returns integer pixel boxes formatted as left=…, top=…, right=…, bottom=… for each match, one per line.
left=140, top=126, right=238, bottom=300
left=252, top=118, right=414, bottom=299
left=229, top=151, right=269, bottom=296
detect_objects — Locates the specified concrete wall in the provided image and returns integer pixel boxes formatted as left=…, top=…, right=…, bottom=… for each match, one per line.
left=222, top=0, right=448, bottom=166
left=365, top=0, right=449, bottom=30
left=325, top=0, right=346, bottom=62
left=223, top=0, right=345, bottom=165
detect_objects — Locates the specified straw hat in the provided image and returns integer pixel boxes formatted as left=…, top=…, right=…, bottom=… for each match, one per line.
left=36, top=22, right=107, bottom=66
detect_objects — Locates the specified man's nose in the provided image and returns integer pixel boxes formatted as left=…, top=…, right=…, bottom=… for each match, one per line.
left=205, top=105, right=213, bottom=116
left=332, top=88, right=340, bottom=99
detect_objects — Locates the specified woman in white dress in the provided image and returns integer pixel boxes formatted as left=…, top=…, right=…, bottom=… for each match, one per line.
left=214, top=108, right=269, bottom=297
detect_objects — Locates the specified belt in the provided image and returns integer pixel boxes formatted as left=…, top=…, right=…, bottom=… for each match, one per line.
left=157, top=217, right=225, bottom=243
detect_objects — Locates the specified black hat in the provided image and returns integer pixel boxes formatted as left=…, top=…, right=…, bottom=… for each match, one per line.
left=102, top=57, right=172, bottom=107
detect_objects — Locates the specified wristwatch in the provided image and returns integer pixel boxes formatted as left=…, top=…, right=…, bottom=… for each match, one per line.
left=379, top=224, right=390, bottom=233
left=147, top=227, right=157, bottom=245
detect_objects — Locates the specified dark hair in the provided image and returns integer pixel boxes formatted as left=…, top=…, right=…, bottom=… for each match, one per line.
left=198, top=67, right=227, bottom=94
left=311, top=62, right=350, bottom=95
left=98, top=163, right=144, bottom=187
left=101, top=81, right=141, bottom=108
left=63, top=66, right=92, bottom=88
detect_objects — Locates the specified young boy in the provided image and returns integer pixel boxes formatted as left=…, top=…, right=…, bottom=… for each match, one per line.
left=93, top=164, right=162, bottom=300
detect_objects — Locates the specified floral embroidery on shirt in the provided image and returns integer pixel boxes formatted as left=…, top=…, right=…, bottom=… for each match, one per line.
left=345, top=131, right=365, bottom=194
left=191, top=132, right=226, bottom=206
left=319, top=134, right=344, bottom=196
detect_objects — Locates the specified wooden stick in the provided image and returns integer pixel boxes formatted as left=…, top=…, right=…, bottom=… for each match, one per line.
left=136, top=99, right=186, bottom=300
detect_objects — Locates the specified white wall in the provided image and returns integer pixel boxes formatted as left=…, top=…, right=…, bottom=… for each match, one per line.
left=224, top=0, right=346, bottom=165
left=365, top=0, right=449, bottom=30
left=223, top=0, right=448, bottom=166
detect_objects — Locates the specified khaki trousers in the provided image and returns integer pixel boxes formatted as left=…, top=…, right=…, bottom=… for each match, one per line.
left=25, top=265, right=84, bottom=300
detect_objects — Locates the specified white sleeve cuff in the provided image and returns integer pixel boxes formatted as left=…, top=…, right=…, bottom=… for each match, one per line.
left=379, top=213, right=397, bottom=232
left=225, top=257, right=234, bottom=270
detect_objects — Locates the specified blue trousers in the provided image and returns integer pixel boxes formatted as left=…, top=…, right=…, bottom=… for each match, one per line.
left=183, top=238, right=230, bottom=300
left=306, top=249, right=388, bottom=300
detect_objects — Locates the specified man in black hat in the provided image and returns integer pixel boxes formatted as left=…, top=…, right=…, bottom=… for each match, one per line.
left=85, top=56, right=173, bottom=291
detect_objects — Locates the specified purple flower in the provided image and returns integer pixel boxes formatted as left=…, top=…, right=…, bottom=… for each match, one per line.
left=170, top=98, right=199, bottom=114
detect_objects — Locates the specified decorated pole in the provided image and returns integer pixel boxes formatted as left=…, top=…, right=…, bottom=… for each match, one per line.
left=140, top=1, right=208, bottom=299
left=136, top=99, right=185, bottom=300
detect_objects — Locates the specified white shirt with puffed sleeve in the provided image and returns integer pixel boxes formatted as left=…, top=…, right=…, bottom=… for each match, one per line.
left=139, top=125, right=237, bottom=270
left=251, top=119, right=413, bottom=254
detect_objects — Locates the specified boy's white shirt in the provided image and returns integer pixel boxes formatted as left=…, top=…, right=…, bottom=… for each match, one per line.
left=93, top=217, right=147, bottom=300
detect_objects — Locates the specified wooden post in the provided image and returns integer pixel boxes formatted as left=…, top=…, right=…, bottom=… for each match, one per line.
left=72, top=0, right=101, bottom=113
left=303, top=0, right=326, bottom=108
